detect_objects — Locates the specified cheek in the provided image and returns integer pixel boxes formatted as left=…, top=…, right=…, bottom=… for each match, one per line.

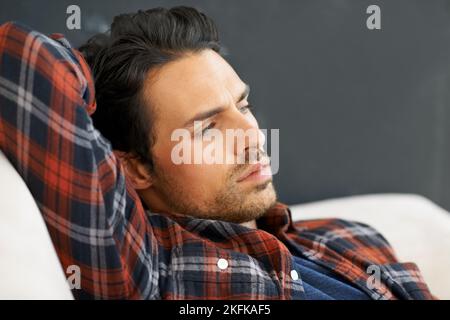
left=181, top=162, right=232, bottom=188
left=155, top=142, right=231, bottom=193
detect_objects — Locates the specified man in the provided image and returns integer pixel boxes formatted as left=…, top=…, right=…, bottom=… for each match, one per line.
left=0, top=7, right=433, bottom=299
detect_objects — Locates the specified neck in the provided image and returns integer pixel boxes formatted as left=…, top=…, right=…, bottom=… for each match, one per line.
left=140, top=190, right=258, bottom=229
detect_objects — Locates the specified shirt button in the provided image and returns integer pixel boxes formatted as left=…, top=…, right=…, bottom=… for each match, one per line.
left=217, top=258, right=229, bottom=270
left=290, top=270, right=299, bottom=281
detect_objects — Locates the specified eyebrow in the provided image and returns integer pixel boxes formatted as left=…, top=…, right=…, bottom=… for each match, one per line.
left=183, top=84, right=250, bottom=127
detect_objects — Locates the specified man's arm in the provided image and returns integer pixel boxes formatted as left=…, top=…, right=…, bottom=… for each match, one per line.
left=0, top=22, right=158, bottom=299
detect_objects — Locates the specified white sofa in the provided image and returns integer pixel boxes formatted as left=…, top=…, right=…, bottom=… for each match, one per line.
left=0, top=151, right=73, bottom=299
left=1, top=150, right=449, bottom=299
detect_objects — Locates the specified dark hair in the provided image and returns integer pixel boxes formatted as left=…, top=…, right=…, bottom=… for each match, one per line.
left=79, top=6, right=222, bottom=171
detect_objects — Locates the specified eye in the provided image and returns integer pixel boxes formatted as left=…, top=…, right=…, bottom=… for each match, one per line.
left=239, top=104, right=254, bottom=114
left=201, top=122, right=216, bottom=134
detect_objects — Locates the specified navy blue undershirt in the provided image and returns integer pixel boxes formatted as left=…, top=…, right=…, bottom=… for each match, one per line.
left=293, top=255, right=370, bottom=300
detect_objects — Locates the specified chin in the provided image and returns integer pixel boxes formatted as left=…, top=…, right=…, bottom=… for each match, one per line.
left=244, top=182, right=277, bottom=213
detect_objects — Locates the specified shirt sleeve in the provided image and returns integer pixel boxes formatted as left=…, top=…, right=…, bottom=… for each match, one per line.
left=0, top=22, right=158, bottom=299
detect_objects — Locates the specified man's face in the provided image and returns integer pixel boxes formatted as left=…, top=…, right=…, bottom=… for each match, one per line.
left=140, top=49, right=276, bottom=223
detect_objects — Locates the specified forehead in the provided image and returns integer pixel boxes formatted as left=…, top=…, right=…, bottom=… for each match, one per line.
left=143, top=50, right=246, bottom=127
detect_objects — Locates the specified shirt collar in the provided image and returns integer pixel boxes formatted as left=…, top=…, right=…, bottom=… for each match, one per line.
left=256, top=202, right=294, bottom=236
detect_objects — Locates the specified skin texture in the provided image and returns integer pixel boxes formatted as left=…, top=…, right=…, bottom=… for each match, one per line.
left=120, top=49, right=277, bottom=227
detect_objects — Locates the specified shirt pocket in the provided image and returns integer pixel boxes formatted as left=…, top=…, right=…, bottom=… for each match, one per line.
left=168, top=243, right=281, bottom=299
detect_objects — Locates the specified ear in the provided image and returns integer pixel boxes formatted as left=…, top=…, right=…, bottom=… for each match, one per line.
left=115, top=151, right=153, bottom=190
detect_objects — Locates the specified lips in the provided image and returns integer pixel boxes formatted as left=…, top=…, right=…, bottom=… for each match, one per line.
left=237, top=163, right=271, bottom=182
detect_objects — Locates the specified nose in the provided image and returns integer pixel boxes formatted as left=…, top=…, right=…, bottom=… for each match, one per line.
left=229, top=109, right=266, bottom=163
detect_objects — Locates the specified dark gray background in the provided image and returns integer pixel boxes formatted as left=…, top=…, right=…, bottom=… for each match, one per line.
left=2, top=0, right=450, bottom=209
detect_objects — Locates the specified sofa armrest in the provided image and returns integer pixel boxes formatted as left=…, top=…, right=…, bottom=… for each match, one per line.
left=0, top=151, right=73, bottom=299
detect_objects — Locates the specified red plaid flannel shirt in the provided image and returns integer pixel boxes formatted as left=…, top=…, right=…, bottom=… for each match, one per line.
left=0, top=22, right=434, bottom=300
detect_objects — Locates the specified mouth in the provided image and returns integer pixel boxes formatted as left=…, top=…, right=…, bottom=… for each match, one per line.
left=237, top=163, right=272, bottom=184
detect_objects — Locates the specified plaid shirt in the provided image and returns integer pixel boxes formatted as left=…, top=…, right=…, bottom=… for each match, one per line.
left=0, top=22, right=434, bottom=300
